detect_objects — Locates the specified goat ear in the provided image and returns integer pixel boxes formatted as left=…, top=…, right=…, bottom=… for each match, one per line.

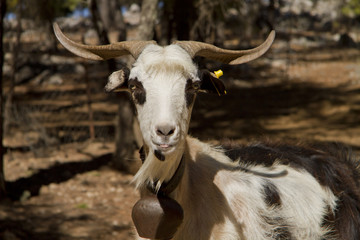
left=198, top=70, right=227, bottom=96
left=105, top=67, right=130, bottom=92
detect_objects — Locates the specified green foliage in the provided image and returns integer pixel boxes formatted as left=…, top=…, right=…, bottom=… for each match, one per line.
left=45, top=0, right=83, bottom=17
left=19, top=190, right=31, bottom=202
left=7, top=0, right=83, bottom=20
left=342, top=0, right=360, bottom=18
left=6, top=0, right=18, bottom=12
left=76, top=203, right=88, bottom=209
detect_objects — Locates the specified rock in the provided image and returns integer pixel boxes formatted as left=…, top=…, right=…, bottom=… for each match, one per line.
left=270, top=59, right=287, bottom=71
left=44, top=74, right=63, bottom=85
left=75, top=64, right=86, bottom=75
left=2, top=64, right=12, bottom=77
left=4, top=52, right=13, bottom=62
left=338, top=33, right=357, bottom=48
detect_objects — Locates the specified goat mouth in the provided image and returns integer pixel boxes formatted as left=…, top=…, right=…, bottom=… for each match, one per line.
left=153, top=142, right=175, bottom=152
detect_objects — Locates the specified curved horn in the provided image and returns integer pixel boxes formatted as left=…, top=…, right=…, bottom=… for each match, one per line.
left=173, top=30, right=275, bottom=65
left=53, top=23, right=156, bottom=60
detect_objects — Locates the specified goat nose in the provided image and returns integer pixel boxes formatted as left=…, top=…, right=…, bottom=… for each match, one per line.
left=156, top=124, right=176, bottom=137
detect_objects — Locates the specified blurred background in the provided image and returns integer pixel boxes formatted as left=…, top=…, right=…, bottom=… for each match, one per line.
left=0, top=0, right=359, bottom=239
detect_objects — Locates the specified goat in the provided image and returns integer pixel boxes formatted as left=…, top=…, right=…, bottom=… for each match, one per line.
left=53, top=23, right=360, bottom=240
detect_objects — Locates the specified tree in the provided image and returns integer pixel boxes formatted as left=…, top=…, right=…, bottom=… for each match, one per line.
left=0, top=0, right=7, bottom=200
left=7, top=0, right=81, bottom=21
left=173, top=0, right=196, bottom=40
left=136, top=0, right=159, bottom=40
left=88, top=0, right=139, bottom=172
left=342, top=0, right=360, bottom=18
left=88, top=0, right=117, bottom=71
left=7, top=0, right=83, bottom=49
left=97, top=0, right=126, bottom=41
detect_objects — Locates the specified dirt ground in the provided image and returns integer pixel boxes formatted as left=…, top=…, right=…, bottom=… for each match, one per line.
left=1, top=41, right=360, bottom=239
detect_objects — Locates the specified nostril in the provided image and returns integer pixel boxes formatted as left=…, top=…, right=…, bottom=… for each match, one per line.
left=156, top=129, right=164, bottom=136
left=156, top=124, right=176, bottom=137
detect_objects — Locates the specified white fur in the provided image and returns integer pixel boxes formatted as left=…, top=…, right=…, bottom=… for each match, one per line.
left=123, top=44, right=337, bottom=239
left=172, top=137, right=337, bottom=240
left=131, top=44, right=198, bottom=189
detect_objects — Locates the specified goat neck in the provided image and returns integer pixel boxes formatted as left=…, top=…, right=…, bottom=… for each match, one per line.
left=134, top=140, right=186, bottom=193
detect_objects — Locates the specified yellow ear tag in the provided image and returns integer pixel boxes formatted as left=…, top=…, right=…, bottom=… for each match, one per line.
left=211, top=69, right=227, bottom=96
left=214, top=69, right=223, bottom=78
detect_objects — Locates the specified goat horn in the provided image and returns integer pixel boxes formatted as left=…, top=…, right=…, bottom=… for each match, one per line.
left=174, top=30, right=275, bottom=65
left=53, top=23, right=156, bottom=60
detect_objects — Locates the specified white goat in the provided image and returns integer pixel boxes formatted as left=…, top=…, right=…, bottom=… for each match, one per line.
left=54, top=23, right=360, bottom=240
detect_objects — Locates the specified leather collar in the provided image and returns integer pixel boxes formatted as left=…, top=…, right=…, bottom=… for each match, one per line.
left=139, top=146, right=185, bottom=196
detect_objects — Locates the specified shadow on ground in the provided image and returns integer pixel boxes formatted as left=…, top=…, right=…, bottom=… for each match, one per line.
left=191, top=80, right=360, bottom=151
left=5, top=154, right=112, bottom=201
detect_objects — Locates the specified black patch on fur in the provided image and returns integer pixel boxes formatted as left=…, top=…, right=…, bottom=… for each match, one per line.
left=321, top=205, right=337, bottom=239
left=263, top=181, right=281, bottom=208
left=331, top=193, right=360, bottom=239
left=221, top=141, right=360, bottom=239
left=154, top=150, right=165, bottom=161
left=118, top=67, right=130, bottom=90
left=223, top=144, right=279, bottom=166
left=139, top=146, right=146, bottom=163
left=198, top=69, right=226, bottom=95
left=262, top=216, right=292, bottom=239
left=273, top=226, right=292, bottom=240
left=185, top=79, right=196, bottom=107
left=128, top=78, right=146, bottom=105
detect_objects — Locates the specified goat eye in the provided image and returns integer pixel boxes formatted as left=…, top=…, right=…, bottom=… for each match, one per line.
left=129, top=84, right=137, bottom=91
left=192, top=82, right=201, bottom=90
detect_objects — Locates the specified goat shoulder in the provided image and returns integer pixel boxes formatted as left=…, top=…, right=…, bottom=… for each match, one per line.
left=172, top=137, right=360, bottom=240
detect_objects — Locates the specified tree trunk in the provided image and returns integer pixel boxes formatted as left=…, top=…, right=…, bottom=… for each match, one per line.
left=190, top=0, right=216, bottom=42
left=136, top=0, right=159, bottom=40
left=89, top=0, right=140, bottom=172
left=89, top=0, right=116, bottom=72
left=0, top=0, right=7, bottom=199
left=4, top=1, right=22, bottom=135
left=97, top=0, right=126, bottom=43
left=114, top=94, right=137, bottom=171
left=111, top=1, right=138, bottom=172
left=83, top=62, right=95, bottom=140
left=173, top=0, right=195, bottom=40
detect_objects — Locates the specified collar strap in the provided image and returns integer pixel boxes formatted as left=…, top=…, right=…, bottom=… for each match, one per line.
left=156, top=154, right=185, bottom=196
left=139, top=146, right=185, bottom=196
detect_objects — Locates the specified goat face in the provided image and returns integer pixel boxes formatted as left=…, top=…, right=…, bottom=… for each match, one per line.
left=107, top=45, right=228, bottom=159
left=107, top=44, right=225, bottom=159
left=129, top=44, right=199, bottom=157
